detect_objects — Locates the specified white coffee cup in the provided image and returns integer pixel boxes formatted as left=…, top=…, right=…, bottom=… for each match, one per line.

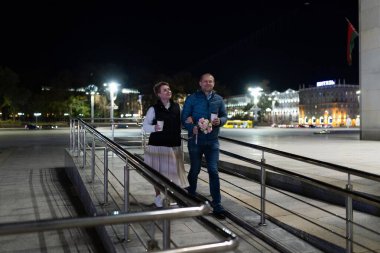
left=156, top=121, right=164, bottom=131
left=211, top=113, right=218, bottom=121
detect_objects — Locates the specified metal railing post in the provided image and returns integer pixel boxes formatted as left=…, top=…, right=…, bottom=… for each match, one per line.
left=73, top=120, right=77, bottom=153
left=346, top=173, right=353, bottom=253
left=124, top=161, right=130, bottom=242
left=103, top=146, right=109, bottom=204
left=91, top=135, right=95, bottom=183
left=163, top=188, right=171, bottom=249
left=260, top=150, right=267, bottom=226
left=74, top=119, right=78, bottom=152
left=101, top=146, right=108, bottom=185
left=77, top=123, right=81, bottom=157
left=111, top=122, right=115, bottom=141
left=82, top=128, right=86, bottom=168
left=142, top=132, right=146, bottom=150
left=69, top=119, right=73, bottom=151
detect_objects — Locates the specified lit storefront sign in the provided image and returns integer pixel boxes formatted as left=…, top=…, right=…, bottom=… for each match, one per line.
left=316, top=80, right=335, bottom=87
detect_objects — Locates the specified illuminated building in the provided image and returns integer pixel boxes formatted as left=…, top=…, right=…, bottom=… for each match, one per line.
left=298, top=80, right=360, bottom=127
left=269, top=89, right=299, bottom=124
left=224, top=94, right=251, bottom=118
left=224, top=89, right=299, bottom=125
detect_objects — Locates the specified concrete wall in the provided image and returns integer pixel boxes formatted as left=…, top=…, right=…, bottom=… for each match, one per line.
left=360, top=0, right=380, bottom=140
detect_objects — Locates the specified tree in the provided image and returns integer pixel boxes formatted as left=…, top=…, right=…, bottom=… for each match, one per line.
left=66, top=95, right=90, bottom=117
left=12, top=87, right=32, bottom=118
left=257, top=95, right=272, bottom=123
left=257, top=95, right=271, bottom=113
left=95, top=94, right=108, bottom=118
left=0, top=66, right=20, bottom=120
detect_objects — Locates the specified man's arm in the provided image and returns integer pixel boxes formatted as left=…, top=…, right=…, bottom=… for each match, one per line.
left=218, top=99, right=228, bottom=127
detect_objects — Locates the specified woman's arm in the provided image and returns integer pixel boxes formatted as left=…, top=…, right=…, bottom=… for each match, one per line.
left=142, top=107, right=156, bottom=133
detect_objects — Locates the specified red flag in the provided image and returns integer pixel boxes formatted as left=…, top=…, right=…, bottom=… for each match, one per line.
left=346, top=19, right=358, bottom=66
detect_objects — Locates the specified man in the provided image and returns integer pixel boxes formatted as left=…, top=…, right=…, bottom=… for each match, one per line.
left=181, top=73, right=227, bottom=219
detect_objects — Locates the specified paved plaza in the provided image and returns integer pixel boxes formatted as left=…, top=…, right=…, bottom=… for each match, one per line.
left=0, top=127, right=379, bottom=252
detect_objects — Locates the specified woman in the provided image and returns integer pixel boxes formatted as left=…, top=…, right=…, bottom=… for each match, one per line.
left=143, top=81, right=188, bottom=207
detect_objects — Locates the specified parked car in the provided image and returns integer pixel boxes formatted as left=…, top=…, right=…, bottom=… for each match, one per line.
left=314, top=129, right=331, bottom=134
left=25, top=124, right=38, bottom=130
left=115, top=123, right=128, bottom=129
left=41, top=124, right=58, bottom=130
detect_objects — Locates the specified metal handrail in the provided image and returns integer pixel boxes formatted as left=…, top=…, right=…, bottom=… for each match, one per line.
left=0, top=205, right=238, bottom=253
left=81, top=121, right=199, bottom=207
left=219, top=136, right=380, bottom=182
left=220, top=168, right=380, bottom=237
left=217, top=170, right=378, bottom=253
left=177, top=134, right=380, bottom=253
left=214, top=135, right=380, bottom=253
left=77, top=118, right=379, bottom=253
left=72, top=118, right=239, bottom=252
left=219, top=148, right=380, bottom=208
left=0, top=205, right=210, bottom=235
left=76, top=120, right=190, bottom=210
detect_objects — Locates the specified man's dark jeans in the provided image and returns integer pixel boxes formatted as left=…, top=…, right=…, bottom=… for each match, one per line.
left=187, top=140, right=223, bottom=213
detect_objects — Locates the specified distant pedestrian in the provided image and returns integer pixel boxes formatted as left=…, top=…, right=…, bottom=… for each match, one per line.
left=143, top=81, right=188, bottom=207
left=181, top=73, right=227, bottom=219
left=346, top=117, right=352, bottom=128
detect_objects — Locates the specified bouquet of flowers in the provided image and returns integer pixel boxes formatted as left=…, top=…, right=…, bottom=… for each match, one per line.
left=198, top=118, right=212, bottom=134
left=195, top=118, right=212, bottom=144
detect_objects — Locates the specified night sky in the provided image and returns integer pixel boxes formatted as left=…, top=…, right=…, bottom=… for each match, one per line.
left=1, top=0, right=358, bottom=95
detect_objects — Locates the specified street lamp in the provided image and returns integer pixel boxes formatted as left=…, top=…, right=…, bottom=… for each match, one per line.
left=86, top=84, right=98, bottom=123
left=34, top=113, right=41, bottom=126
left=248, top=87, right=263, bottom=122
left=104, top=82, right=120, bottom=141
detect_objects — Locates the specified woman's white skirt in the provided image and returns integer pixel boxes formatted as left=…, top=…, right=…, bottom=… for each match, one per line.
left=144, top=145, right=189, bottom=188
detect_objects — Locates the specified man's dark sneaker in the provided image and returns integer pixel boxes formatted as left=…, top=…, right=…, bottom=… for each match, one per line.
left=185, top=186, right=196, bottom=197
left=213, top=211, right=226, bottom=220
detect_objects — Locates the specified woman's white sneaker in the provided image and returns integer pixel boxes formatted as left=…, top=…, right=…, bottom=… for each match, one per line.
left=154, top=195, right=163, bottom=207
